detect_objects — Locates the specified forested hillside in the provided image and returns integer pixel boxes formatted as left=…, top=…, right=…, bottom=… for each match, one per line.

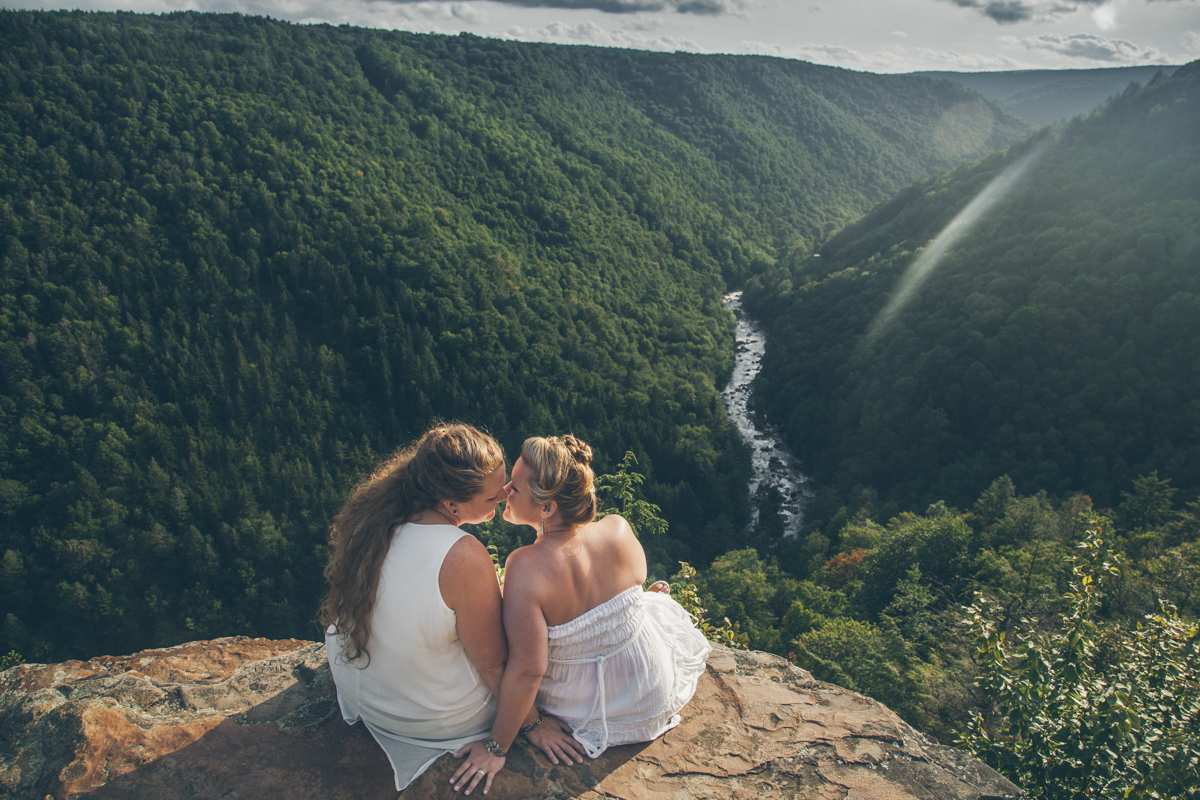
left=914, top=65, right=1181, bottom=126
left=745, top=62, right=1200, bottom=527
left=0, top=10, right=1029, bottom=661
left=729, top=72, right=1200, bottom=791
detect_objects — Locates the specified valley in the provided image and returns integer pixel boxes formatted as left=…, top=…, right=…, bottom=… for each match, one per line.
left=2, top=11, right=1198, bottom=794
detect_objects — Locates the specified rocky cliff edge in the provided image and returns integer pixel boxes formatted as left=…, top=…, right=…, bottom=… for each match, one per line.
left=0, top=637, right=1020, bottom=799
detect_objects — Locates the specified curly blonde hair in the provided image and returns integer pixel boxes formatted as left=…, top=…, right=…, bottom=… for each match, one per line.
left=521, top=434, right=598, bottom=526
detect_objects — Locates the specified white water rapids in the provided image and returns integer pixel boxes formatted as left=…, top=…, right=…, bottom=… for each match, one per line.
left=721, top=291, right=810, bottom=537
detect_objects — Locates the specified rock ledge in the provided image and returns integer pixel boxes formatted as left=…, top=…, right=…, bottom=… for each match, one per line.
left=0, top=637, right=1020, bottom=799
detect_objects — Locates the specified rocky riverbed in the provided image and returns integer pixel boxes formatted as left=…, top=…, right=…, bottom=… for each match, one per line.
left=721, top=291, right=810, bottom=537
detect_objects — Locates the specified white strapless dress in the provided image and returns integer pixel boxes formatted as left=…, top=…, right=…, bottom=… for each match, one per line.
left=537, top=586, right=712, bottom=758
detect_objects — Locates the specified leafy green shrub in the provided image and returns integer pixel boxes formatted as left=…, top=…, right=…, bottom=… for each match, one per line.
left=959, top=529, right=1200, bottom=799
left=667, top=562, right=747, bottom=650
left=791, top=614, right=933, bottom=728
left=597, top=452, right=668, bottom=539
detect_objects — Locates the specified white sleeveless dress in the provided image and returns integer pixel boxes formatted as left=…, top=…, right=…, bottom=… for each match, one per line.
left=537, top=585, right=712, bottom=758
left=325, top=523, right=496, bottom=791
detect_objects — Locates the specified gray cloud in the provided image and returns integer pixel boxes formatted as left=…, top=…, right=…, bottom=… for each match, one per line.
left=944, top=0, right=1112, bottom=25
left=985, top=1, right=1034, bottom=23
left=387, top=0, right=742, bottom=14
left=1017, top=32, right=1172, bottom=60
left=946, top=0, right=1034, bottom=24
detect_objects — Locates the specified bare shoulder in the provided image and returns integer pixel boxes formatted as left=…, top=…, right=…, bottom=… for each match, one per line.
left=593, top=513, right=634, bottom=539
left=589, top=514, right=646, bottom=575
left=439, top=534, right=498, bottom=609
left=591, top=514, right=640, bottom=553
left=501, top=546, right=552, bottom=604
left=443, top=532, right=491, bottom=569
left=503, top=544, right=549, bottom=590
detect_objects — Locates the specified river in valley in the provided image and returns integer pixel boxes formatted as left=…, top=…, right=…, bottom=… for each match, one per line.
left=721, top=291, right=811, bottom=537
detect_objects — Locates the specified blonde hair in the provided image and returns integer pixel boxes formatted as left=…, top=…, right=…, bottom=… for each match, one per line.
left=521, top=434, right=597, bottom=526
left=320, top=422, right=504, bottom=664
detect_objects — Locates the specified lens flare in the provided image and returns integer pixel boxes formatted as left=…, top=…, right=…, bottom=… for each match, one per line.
left=862, top=142, right=1049, bottom=346
left=1093, top=4, right=1118, bottom=32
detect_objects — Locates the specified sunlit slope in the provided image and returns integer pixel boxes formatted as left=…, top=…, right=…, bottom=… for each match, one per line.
left=745, top=63, right=1200, bottom=513
left=0, top=10, right=1028, bottom=660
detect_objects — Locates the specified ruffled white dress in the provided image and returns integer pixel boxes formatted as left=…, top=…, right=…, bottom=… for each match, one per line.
left=537, top=585, right=712, bottom=758
left=326, top=523, right=496, bottom=791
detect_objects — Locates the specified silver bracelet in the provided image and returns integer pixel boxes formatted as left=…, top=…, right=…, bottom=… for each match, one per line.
left=483, top=737, right=507, bottom=757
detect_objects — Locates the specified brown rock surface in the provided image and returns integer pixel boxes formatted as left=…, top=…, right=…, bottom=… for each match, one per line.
left=0, top=638, right=1020, bottom=800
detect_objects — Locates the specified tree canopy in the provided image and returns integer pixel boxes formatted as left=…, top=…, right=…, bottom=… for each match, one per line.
left=0, top=10, right=1028, bottom=661
left=745, top=62, right=1200, bottom=520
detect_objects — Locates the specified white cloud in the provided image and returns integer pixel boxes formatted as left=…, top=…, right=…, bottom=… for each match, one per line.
left=397, top=2, right=488, bottom=23
left=734, top=40, right=1031, bottom=72
left=1184, top=31, right=1200, bottom=52
left=1091, top=2, right=1117, bottom=29
left=738, top=40, right=873, bottom=66
left=1013, top=31, right=1173, bottom=61
left=498, top=19, right=701, bottom=49
left=396, top=0, right=748, bottom=15
left=912, top=45, right=1031, bottom=69
left=889, top=30, right=910, bottom=37
left=110, top=0, right=493, bottom=30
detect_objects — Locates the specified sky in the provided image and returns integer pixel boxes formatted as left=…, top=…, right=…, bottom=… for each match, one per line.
left=5, top=0, right=1199, bottom=73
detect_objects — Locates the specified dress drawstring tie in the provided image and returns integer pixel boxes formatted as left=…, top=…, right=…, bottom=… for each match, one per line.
left=547, top=613, right=647, bottom=759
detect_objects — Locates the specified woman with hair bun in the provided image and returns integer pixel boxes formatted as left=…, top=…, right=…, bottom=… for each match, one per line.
left=450, top=434, right=711, bottom=796
left=321, top=422, right=542, bottom=792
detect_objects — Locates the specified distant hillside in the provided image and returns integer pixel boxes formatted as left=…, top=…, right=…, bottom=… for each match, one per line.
left=0, top=10, right=1029, bottom=660
left=913, top=65, right=1181, bottom=126
left=745, top=62, right=1200, bottom=516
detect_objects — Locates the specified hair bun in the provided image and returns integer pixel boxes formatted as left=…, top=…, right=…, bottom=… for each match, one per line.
left=562, top=434, right=593, bottom=466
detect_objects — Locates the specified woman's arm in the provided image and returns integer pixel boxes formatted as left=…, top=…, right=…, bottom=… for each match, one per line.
left=439, top=535, right=506, bottom=697
left=450, top=549, right=576, bottom=794
left=488, top=555, right=551, bottom=749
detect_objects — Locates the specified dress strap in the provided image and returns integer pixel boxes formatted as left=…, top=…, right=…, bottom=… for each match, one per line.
left=546, top=613, right=647, bottom=758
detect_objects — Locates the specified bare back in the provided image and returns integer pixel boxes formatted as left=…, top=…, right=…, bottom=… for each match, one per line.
left=507, top=514, right=647, bottom=628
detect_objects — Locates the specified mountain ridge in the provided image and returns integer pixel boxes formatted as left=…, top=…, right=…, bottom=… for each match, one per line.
left=912, top=64, right=1182, bottom=126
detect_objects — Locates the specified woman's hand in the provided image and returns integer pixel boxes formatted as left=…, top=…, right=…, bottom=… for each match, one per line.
left=450, top=740, right=506, bottom=795
left=647, top=580, right=671, bottom=594
left=526, top=715, right=586, bottom=765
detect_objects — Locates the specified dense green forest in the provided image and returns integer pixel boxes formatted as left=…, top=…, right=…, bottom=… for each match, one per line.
left=728, top=69, right=1200, bottom=791
left=0, top=10, right=1028, bottom=662
left=745, top=62, right=1200, bottom=532
left=3, top=10, right=1198, bottom=794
